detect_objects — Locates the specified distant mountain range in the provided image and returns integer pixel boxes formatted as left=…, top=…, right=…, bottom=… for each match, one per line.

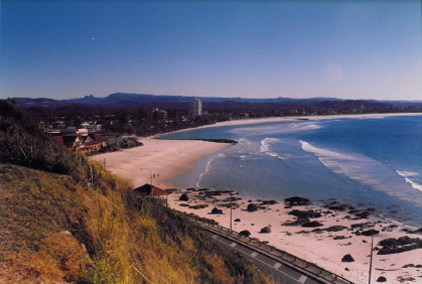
left=9, top=93, right=422, bottom=109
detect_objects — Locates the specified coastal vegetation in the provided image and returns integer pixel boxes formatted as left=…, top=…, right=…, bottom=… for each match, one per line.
left=0, top=100, right=272, bottom=283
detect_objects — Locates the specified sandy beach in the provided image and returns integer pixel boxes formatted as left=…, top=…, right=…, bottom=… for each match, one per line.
left=91, top=113, right=422, bottom=284
left=91, top=137, right=231, bottom=189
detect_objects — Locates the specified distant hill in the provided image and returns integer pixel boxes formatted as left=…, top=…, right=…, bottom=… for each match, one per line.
left=11, top=93, right=344, bottom=108
left=9, top=93, right=422, bottom=112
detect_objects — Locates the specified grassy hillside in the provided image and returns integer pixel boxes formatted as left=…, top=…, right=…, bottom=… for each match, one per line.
left=0, top=100, right=272, bottom=284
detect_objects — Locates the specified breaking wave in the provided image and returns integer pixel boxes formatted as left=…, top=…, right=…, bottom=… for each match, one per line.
left=195, top=153, right=226, bottom=188
left=229, top=122, right=322, bottom=136
left=397, top=171, right=422, bottom=192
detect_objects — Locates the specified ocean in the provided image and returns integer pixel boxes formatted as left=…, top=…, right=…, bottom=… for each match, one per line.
left=158, top=114, right=422, bottom=226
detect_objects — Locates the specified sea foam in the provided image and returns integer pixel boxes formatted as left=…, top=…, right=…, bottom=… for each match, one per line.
left=397, top=171, right=422, bottom=192
left=195, top=153, right=226, bottom=188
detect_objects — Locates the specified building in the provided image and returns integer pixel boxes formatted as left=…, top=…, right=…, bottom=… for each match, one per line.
left=190, top=98, right=202, bottom=116
left=51, top=133, right=107, bottom=153
left=133, top=184, right=168, bottom=202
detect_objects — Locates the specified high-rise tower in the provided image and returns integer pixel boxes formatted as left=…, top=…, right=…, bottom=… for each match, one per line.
left=190, top=98, right=203, bottom=116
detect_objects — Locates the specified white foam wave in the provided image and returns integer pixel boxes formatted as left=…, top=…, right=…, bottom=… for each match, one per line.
left=397, top=171, right=422, bottom=191
left=299, top=140, right=390, bottom=188
left=260, top=137, right=281, bottom=153
left=229, top=122, right=322, bottom=136
left=196, top=153, right=225, bottom=188
left=397, top=171, right=419, bottom=177
left=300, top=140, right=422, bottom=200
left=259, top=138, right=294, bottom=160
left=297, top=123, right=321, bottom=131
left=266, top=152, right=279, bottom=157
left=300, top=140, right=360, bottom=162
left=403, top=178, right=422, bottom=192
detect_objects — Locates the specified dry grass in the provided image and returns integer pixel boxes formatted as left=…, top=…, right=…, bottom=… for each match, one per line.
left=0, top=162, right=273, bottom=284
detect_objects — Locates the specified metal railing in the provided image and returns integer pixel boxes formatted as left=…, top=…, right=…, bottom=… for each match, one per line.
left=187, top=214, right=354, bottom=284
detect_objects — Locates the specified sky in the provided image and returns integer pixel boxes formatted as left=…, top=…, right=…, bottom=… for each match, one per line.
left=1, top=0, right=421, bottom=101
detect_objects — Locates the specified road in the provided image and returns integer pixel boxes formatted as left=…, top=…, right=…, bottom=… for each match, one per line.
left=202, top=230, right=321, bottom=284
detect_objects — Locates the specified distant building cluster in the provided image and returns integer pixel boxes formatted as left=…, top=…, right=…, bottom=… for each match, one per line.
left=51, top=133, right=107, bottom=153
left=190, top=98, right=202, bottom=116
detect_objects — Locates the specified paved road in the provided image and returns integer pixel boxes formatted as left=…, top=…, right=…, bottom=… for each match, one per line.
left=202, top=230, right=321, bottom=284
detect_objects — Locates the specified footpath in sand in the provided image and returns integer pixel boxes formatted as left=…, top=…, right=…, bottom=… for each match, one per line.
left=92, top=114, right=422, bottom=284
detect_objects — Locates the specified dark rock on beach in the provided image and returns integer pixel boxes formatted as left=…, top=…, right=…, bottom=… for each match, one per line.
left=351, top=222, right=375, bottom=230
left=260, top=226, right=271, bottom=233
left=302, top=221, right=323, bottom=228
left=325, top=201, right=348, bottom=211
left=341, top=254, right=355, bottom=262
left=377, top=236, right=422, bottom=255
left=211, top=207, right=223, bottom=214
left=402, top=227, right=422, bottom=235
left=288, top=209, right=322, bottom=219
left=261, top=200, right=278, bottom=205
left=204, top=190, right=233, bottom=196
left=333, top=236, right=347, bottom=240
left=239, top=230, right=251, bottom=237
left=179, top=193, right=189, bottom=201
left=376, top=276, right=387, bottom=282
left=284, top=196, right=310, bottom=207
left=360, top=229, right=379, bottom=236
left=247, top=203, right=258, bottom=212
left=326, top=225, right=348, bottom=232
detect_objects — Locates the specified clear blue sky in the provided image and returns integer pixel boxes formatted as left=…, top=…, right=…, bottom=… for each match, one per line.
left=1, top=0, right=421, bottom=101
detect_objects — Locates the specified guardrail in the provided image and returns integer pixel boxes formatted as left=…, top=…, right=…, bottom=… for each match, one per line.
left=187, top=214, right=354, bottom=284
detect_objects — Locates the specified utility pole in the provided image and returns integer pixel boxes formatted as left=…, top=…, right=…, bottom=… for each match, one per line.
left=230, top=192, right=233, bottom=233
left=368, top=234, right=374, bottom=284
left=140, top=168, right=153, bottom=194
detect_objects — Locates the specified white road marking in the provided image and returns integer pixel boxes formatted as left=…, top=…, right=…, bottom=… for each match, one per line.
left=212, top=236, right=301, bottom=283
left=273, top=262, right=282, bottom=269
left=299, top=275, right=307, bottom=283
left=230, top=242, right=237, bottom=248
left=251, top=251, right=258, bottom=258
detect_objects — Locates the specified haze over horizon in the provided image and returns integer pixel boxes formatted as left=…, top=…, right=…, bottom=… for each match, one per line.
left=1, top=0, right=421, bottom=101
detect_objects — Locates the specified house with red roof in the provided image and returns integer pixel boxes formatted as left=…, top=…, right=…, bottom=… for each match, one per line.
left=133, top=184, right=168, bottom=201
left=51, top=133, right=107, bottom=153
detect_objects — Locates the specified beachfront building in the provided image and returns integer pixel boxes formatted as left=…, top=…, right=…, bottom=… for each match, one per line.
left=51, top=133, right=107, bottom=153
left=190, top=98, right=203, bottom=116
left=133, top=184, right=168, bottom=202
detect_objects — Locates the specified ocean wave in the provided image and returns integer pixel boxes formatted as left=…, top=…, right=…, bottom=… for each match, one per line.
left=239, top=155, right=261, bottom=160
left=300, top=140, right=422, bottom=203
left=237, top=138, right=256, bottom=154
left=260, top=137, right=281, bottom=152
left=229, top=122, right=322, bottom=136
left=397, top=171, right=419, bottom=177
left=397, top=171, right=422, bottom=192
left=299, top=140, right=386, bottom=188
left=195, top=153, right=226, bottom=188
left=259, top=138, right=293, bottom=160
left=299, top=140, right=360, bottom=162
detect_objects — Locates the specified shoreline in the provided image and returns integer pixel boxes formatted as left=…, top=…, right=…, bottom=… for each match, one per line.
left=155, top=112, right=422, bottom=138
left=91, top=113, right=422, bottom=284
